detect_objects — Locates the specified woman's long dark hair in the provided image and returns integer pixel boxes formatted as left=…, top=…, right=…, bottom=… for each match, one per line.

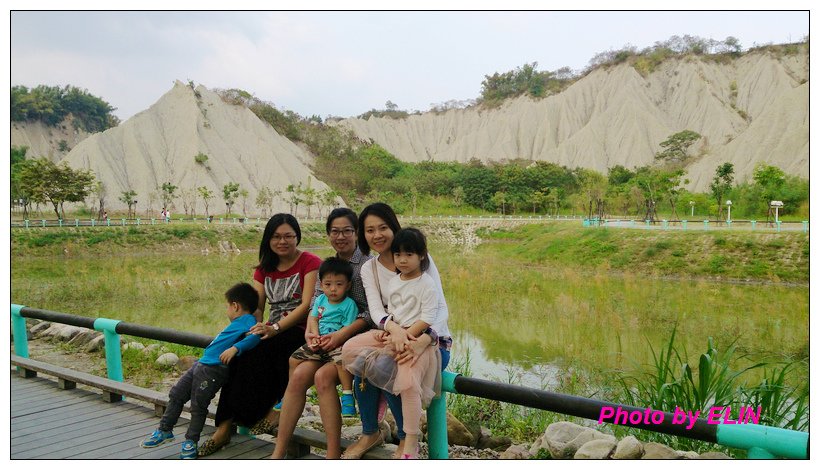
left=357, top=202, right=401, bottom=255
left=257, top=213, right=301, bottom=272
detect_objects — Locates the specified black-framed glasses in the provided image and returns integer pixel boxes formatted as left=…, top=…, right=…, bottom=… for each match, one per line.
left=329, top=228, right=355, bottom=238
left=272, top=234, right=297, bottom=241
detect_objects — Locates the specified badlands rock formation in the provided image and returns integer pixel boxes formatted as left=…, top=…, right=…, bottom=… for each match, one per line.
left=11, top=118, right=91, bottom=163
left=58, top=81, right=335, bottom=212
left=338, top=49, right=808, bottom=191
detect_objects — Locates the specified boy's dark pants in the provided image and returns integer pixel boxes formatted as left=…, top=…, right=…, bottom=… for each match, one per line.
left=159, top=362, right=229, bottom=443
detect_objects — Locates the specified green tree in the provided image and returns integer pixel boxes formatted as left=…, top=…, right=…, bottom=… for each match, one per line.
left=11, top=146, right=29, bottom=213
left=160, top=182, right=178, bottom=212
left=710, top=163, right=735, bottom=218
left=491, top=191, right=508, bottom=215
left=256, top=187, right=274, bottom=218
left=285, top=183, right=303, bottom=215
left=119, top=190, right=138, bottom=218
left=459, top=160, right=498, bottom=209
left=92, top=181, right=107, bottom=220
left=608, top=164, right=635, bottom=186
left=239, top=189, right=249, bottom=218
left=452, top=186, right=465, bottom=208
left=655, top=130, right=701, bottom=164
left=197, top=186, right=214, bottom=218
left=19, top=158, right=95, bottom=219
left=222, top=182, right=240, bottom=216
left=752, top=163, right=786, bottom=204
left=320, top=188, right=340, bottom=218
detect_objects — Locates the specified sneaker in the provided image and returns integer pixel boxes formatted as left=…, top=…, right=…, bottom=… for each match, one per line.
left=180, top=440, right=197, bottom=459
left=141, top=429, right=174, bottom=448
left=341, top=393, right=357, bottom=417
left=272, top=400, right=282, bottom=411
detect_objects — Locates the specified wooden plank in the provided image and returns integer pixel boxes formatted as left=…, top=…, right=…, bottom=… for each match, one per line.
left=11, top=395, right=103, bottom=428
left=222, top=438, right=273, bottom=459
left=8, top=369, right=370, bottom=460
left=81, top=421, right=194, bottom=459
left=234, top=444, right=276, bottom=460
left=12, top=409, right=155, bottom=448
left=67, top=420, right=188, bottom=459
left=10, top=357, right=217, bottom=418
left=53, top=416, right=162, bottom=458
left=12, top=405, right=149, bottom=443
left=12, top=406, right=158, bottom=459
left=11, top=384, right=97, bottom=407
left=12, top=396, right=128, bottom=428
left=187, top=437, right=269, bottom=460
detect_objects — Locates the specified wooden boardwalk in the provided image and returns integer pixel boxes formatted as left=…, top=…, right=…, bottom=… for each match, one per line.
left=9, top=369, right=283, bottom=460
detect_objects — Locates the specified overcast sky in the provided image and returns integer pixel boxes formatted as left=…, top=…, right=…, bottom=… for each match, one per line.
left=9, top=10, right=810, bottom=122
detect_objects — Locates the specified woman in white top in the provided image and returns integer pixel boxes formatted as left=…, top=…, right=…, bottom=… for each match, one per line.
left=340, top=203, right=452, bottom=459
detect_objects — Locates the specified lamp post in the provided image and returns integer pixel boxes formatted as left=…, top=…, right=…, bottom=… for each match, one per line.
left=689, top=201, right=695, bottom=217
left=771, top=200, right=784, bottom=223
left=726, top=200, right=732, bottom=223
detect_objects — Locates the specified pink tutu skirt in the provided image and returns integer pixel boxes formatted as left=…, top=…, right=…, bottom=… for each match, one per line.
left=341, top=330, right=441, bottom=407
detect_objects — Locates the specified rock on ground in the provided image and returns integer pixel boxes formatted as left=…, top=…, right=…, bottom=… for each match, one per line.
left=155, top=352, right=179, bottom=367
left=642, top=442, right=681, bottom=459
left=612, top=435, right=644, bottom=459
left=574, top=439, right=617, bottom=459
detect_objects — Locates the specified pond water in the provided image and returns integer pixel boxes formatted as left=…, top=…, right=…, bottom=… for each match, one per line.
left=433, top=245, right=809, bottom=391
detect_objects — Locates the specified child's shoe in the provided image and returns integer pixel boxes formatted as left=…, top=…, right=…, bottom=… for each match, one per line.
left=273, top=400, right=282, bottom=411
left=341, top=393, right=357, bottom=417
left=141, top=429, right=174, bottom=448
left=180, top=440, right=197, bottom=459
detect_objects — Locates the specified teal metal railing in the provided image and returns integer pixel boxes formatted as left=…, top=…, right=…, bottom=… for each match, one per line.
left=11, top=305, right=809, bottom=459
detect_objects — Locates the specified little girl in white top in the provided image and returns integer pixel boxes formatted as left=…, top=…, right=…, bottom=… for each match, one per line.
left=342, top=227, right=443, bottom=459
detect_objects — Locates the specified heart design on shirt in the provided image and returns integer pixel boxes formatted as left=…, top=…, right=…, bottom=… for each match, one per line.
left=389, top=291, right=418, bottom=316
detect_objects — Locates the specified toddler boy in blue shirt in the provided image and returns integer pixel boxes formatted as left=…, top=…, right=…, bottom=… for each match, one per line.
left=140, top=282, right=261, bottom=458
left=290, top=257, right=359, bottom=416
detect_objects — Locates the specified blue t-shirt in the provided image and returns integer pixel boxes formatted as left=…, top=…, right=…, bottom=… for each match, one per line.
left=311, top=294, right=359, bottom=336
left=199, top=313, right=261, bottom=366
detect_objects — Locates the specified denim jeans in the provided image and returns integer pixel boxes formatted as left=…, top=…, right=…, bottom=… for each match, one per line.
left=354, top=347, right=450, bottom=440
left=160, top=362, right=229, bottom=443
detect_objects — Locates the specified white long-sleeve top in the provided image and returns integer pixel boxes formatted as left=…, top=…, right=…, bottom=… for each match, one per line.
left=360, top=253, right=451, bottom=338
left=387, top=272, right=437, bottom=327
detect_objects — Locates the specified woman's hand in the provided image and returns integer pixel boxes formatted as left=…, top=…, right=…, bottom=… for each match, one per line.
left=250, top=322, right=276, bottom=340
left=395, top=336, right=428, bottom=365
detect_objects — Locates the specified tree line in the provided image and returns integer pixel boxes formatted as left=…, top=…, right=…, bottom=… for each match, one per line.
left=11, top=85, right=120, bottom=133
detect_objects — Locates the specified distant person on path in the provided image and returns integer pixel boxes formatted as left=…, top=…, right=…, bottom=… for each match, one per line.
left=264, top=207, right=374, bottom=459
left=139, top=282, right=261, bottom=459
left=342, top=227, right=445, bottom=459
left=198, top=213, right=321, bottom=457
left=340, top=203, right=452, bottom=459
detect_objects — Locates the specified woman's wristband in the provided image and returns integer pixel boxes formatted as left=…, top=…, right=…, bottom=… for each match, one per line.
left=424, top=327, right=438, bottom=346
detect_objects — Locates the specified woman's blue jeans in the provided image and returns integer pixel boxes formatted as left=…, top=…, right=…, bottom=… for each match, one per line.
left=355, top=348, right=450, bottom=440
